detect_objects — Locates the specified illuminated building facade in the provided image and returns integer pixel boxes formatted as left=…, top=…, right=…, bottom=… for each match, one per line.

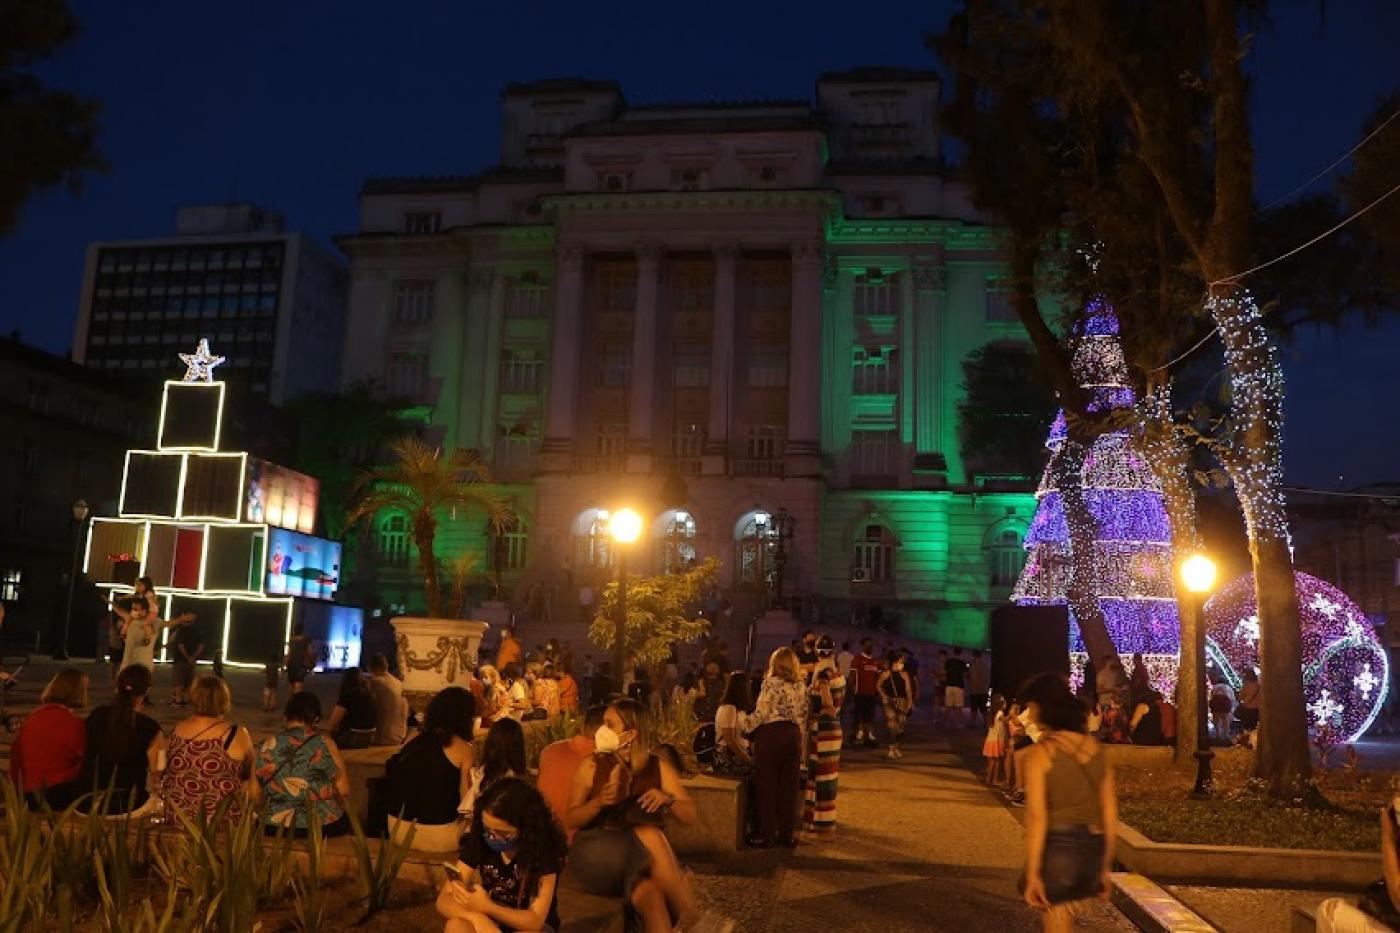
left=338, top=71, right=1039, bottom=646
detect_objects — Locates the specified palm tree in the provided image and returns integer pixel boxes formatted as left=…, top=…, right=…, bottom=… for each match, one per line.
left=346, top=437, right=511, bottom=619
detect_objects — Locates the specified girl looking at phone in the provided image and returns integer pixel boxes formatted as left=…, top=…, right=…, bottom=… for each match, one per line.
left=436, top=778, right=566, bottom=932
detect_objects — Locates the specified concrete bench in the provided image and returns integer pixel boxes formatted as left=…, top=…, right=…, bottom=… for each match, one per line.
left=1109, top=871, right=1219, bottom=933
left=1291, top=905, right=1317, bottom=933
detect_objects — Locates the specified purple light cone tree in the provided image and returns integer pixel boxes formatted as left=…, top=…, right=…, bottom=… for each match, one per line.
left=1012, top=300, right=1180, bottom=692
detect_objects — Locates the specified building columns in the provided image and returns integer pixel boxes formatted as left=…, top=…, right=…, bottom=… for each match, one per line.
left=786, top=243, right=823, bottom=476
left=468, top=269, right=502, bottom=457
left=627, top=244, right=661, bottom=473
left=429, top=268, right=467, bottom=449
left=912, top=257, right=947, bottom=486
left=703, top=243, right=737, bottom=475
left=541, top=245, right=585, bottom=471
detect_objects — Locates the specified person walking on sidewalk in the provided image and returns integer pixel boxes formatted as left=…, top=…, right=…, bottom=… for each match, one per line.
left=967, top=649, right=991, bottom=728
left=1019, top=673, right=1117, bottom=933
left=850, top=639, right=883, bottom=748
left=943, top=648, right=969, bottom=728
left=876, top=654, right=915, bottom=759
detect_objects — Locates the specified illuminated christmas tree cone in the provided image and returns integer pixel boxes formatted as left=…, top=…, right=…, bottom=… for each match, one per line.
left=1011, top=299, right=1181, bottom=694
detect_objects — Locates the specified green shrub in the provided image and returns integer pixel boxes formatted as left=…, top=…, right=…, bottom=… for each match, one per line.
left=344, top=802, right=415, bottom=919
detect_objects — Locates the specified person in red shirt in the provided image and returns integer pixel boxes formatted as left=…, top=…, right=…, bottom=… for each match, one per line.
left=850, top=638, right=885, bottom=748
left=10, top=667, right=88, bottom=808
left=535, top=705, right=605, bottom=839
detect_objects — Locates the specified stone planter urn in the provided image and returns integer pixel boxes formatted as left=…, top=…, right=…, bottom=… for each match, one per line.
left=393, top=616, right=489, bottom=711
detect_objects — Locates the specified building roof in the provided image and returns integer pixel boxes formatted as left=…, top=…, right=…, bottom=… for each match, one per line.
left=625, top=99, right=811, bottom=114
left=503, top=78, right=622, bottom=97
left=818, top=67, right=941, bottom=84
left=0, top=334, right=147, bottom=393
left=360, top=166, right=563, bottom=197
left=575, top=113, right=825, bottom=138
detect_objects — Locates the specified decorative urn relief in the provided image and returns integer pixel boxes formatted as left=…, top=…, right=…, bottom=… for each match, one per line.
left=394, top=616, right=489, bottom=708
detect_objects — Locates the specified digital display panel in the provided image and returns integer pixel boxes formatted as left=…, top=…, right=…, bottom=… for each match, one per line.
left=265, top=528, right=340, bottom=600
left=245, top=459, right=319, bottom=533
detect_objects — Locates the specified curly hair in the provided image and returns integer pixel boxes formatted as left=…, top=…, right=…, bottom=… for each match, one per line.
left=459, top=778, right=567, bottom=891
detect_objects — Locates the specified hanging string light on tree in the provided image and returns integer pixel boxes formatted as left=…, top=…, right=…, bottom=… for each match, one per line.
left=1204, top=571, right=1389, bottom=743
left=1013, top=299, right=1180, bottom=692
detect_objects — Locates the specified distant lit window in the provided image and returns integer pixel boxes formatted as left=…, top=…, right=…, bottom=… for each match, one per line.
left=393, top=280, right=434, bottom=325
left=854, top=525, right=896, bottom=582
left=385, top=352, right=427, bottom=397
left=404, top=211, right=441, bottom=234
left=0, top=569, right=21, bottom=602
left=854, top=270, right=899, bottom=316
left=378, top=514, right=410, bottom=565
left=990, top=528, right=1026, bottom=586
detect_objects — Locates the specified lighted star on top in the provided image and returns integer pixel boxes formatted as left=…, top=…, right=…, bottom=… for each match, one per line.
left=179, top=338, right=225, bottom=383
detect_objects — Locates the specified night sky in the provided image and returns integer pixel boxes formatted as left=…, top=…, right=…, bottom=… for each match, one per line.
left=1, top=1, right=1396, bottom=488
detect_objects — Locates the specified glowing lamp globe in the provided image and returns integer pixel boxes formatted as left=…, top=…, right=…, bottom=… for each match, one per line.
left=1180, top=555, right=1217, bottom=594
left=1203, top=571, right=1389, bottom=743
left=609, top=508, right=643, bottom=544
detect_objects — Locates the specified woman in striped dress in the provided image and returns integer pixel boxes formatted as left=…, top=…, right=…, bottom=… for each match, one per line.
left=803, top=638, right=845, bottom=837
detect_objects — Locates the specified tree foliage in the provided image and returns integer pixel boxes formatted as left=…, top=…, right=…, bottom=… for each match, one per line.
left=589, top=558, right=719, bottom=667
left=957, top=339, right=1058, bottom=480
left=345, top=437, right=511, bottom=619
left=0, top=0, right=105, bottom=235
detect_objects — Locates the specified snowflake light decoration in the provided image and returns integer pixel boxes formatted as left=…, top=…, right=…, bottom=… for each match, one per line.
left=1204, top=571, right=1389, bottom=743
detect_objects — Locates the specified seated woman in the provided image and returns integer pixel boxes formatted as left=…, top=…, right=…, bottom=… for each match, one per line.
left=1128, top=690, right=1166, bottom=746
left=463, top=718, right=528, bottom=822
left=257, top=692, right=351, bottom=836
left=384, top=686, right=476, bottom=852
left=325, top=669, right=377, bottom=748
left=530, top=663, right=560, bottom=719
left=711, top=672, right=753, bottom=778
left=79, top=664, right=165, bottom=817
left=476, top=664, right=502, bottom=727
left=163, top=674, right=260, bottom=824
left=436, top=778, right=567, bottom=933
left=566, top=699, right=733, bottom=933
left=10, top=668, right=88, bottom=809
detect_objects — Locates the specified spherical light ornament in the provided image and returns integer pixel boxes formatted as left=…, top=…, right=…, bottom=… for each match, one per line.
left=609, top=508, right=643, bottom=544
left=1203, top=571, right=1389, bottom=743
left=1180, top=555, right=1218, bottom=594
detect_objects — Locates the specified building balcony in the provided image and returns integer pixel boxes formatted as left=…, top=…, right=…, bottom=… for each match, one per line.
left=573, top=454, right=626, bottom=474
left=733, top=458, right=785, bottom=478
left=850, top=123, right=910, bottom=146
left=659, top=456, right=703, bottom=477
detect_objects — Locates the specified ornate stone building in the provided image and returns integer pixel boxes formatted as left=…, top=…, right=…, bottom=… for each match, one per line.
left=336, top=71, right=1038, bottom=647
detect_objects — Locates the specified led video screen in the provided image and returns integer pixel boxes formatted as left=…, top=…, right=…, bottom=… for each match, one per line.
left=265, top=528, right=340, bottom=600
left=245, top=459, right=319, bottom=533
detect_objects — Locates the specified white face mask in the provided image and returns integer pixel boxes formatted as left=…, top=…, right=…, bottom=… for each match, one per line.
left=594, top=724, right=624, bottom=753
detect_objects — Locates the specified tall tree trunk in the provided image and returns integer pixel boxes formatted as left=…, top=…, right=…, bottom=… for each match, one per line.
left=1051, top=436, right=1116, bottom=667
left=1141, top=383, right=1204, bottom=763
left=1209, top=291, right=1312, bottom=792
left=414, top=512, right=442, bottom=619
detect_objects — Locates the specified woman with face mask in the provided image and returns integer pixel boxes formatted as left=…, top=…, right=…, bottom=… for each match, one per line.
left=565, top=699, right=733, bottom=933
left=437, top=778, right=566, bottom=932
left=876, top=652, right=916, bottom=760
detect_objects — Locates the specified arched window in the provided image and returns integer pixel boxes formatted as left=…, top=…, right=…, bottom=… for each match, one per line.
left=378, top=513, right=410, bottom=565
left=656, top=510, right=697, bottom=573
left=853, top=524, right=896, bottom=582
left=989, top=527, right=1026, bottom=586
left=493, top=516, right=530, bottom=573
left=734, top=510, right=778, bottom=586
left=572, top=508, right=612, bottom=570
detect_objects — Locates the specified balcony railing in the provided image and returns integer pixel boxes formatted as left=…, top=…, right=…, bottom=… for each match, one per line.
left=733, top=458, right=785, bottom=477
left=573, top=454, right=626, bottom=474
left=660, top=456, right=703, bottom=477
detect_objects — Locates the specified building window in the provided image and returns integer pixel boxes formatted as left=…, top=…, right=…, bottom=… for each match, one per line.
left=852, top=346, right=898, bottom=394
left=747, top=344, right=788, bottom=387
left=856, top=99, right=905, bottom=126
left=573, top=508, right=612, bottom=569
left=672, top=167, right=709, bottom=191
left=505, top=273, right=549, bottom=318
left=494, top=425, right=538, bottom=476
left=599, top=343, right=632, bottom=387
left=404, top=211, right=441, bottom=234
left=378, top=514, right=410, bottom=565
left=985, top=279, right=1017, bottom=322
left=673, top=343, right=709, bottom=387
left=853, top=524, right=896, bottom=583
left=854, top=270, right=899, bottom=316
left=594, top=423, right=627, bottom=458
left=494, top=518, right=530, bottom=573
left=990, top=528, right=1026, bottom=586
left=658, top=510, right=698, bottom=573
left=0, top=568, right=21, bottom=602
left=670, top=424, right=704, bottom=474
left=850, top=429, right=899, bottom=479
left=736, top=511, right=778, bottom=586
left=598, top=172, right=630, bottom=193
left=385, top=352, right=427, bottom=397
left=393, top=279, right=435, bottom=325
left=499, top=348, right=543, bottom=394
left=599, top=265, right=636, bottom=311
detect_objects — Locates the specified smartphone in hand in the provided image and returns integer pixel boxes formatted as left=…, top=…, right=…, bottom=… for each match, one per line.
left=441, top=862, right=475, bottom=890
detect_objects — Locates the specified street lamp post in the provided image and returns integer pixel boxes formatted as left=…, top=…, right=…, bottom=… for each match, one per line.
left=56, top=498, right=90, bottom=661
left=609, top=508, right=643, bottom=697
left=772, top=507, right=795, bottom=608
left=1181, top=553, right=1218, bottom=798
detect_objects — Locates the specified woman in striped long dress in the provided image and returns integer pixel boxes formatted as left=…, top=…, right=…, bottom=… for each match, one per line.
left=803, top=639, right=845, bottom=837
